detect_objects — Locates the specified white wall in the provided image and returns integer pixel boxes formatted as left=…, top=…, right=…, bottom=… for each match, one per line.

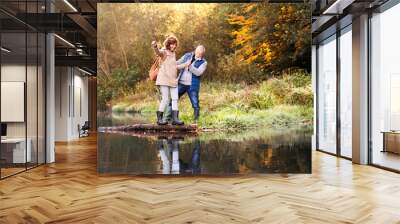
left=1, top=82, right=25, bottom=122
left=55, top=66, right=70, bottom=141
left=1, top=64, right=28, bottom=138
left=54, top=67, right=89, bottom=141
left=72, top=72, right=89, bottom=137
left=1, top=63, right=46, bottom=164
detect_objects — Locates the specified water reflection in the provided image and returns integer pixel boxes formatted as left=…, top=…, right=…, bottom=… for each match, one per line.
left=97, top=128, right=312, bottom=175
left=157, top=137, right=201, bottom=174
left=158, top=137, right=181, bottom=174
left=97, top=112, right=311, bottom=175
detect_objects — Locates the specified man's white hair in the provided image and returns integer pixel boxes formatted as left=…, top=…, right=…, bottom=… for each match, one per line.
left=196, top=45, right=206, bottom=53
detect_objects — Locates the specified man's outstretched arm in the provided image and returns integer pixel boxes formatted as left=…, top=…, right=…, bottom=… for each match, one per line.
left=176, top=53, right=189, bottom=70
left=176, top=54, right=187, bottom=65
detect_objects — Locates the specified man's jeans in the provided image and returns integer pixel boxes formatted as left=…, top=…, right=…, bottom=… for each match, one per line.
left=164, top=83, right=199, bottom=121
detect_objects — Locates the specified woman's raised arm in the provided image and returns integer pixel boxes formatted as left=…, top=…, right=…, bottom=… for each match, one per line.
left=151, top=41, right=164, bottom=57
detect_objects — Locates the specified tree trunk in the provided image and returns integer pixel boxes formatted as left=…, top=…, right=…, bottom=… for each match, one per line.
left=99, top=42, right=111, bottom=77
left=111, top=6, right=129, bottom=71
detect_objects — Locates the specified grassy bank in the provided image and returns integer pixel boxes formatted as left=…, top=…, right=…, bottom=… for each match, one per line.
left=110, top=71, right=313, bottom=130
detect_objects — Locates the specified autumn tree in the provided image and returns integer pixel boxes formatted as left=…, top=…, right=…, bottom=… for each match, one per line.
left=97, top=3, right=311, bottom=107
left=228, top=3, right=311, bottom=73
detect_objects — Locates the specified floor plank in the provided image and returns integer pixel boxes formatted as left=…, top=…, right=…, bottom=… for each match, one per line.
left=0, top=134, right=399, bottom=224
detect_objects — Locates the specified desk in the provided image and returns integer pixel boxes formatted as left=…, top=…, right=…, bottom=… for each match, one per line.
left=1, top=138, right=31, bottom=163
left=382, top=131, right=400, bottom=154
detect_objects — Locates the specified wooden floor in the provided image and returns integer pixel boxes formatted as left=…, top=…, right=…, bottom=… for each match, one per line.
left=1, top=135, right=400, bottom=224
left=1, top=167, right=26, bottom=178
left=372, top=151, right=400, bottom=171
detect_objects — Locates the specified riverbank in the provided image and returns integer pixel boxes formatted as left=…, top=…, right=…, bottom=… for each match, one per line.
left=110, top=72, right=313, bottom=129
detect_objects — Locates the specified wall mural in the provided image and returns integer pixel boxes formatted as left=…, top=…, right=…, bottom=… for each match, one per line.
left=97, top=3, right=312, bottom=175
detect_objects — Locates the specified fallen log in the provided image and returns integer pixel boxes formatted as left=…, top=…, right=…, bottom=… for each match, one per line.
left=99, top=124, right=198, bottom=133
left=99, top=130, right=198, bottom=139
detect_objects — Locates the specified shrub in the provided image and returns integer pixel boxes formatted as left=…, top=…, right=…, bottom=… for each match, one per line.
left=248, top=91, right=275, bottom=109
left=284, top=87, right=313, bottom=106
left=215, top=54, right=263, bottom=83
left=230, top=101, right=250, bottom=112
left=282, top=68, right=311, bottom=88
left=224, top=117, right=248, bottom=129
left=125, top=104, right=138, bottom=113
left=97, top=79, right=113, bottom=111
left=112, top=104, right=128, bottom=113
left=134, top=79, right=158, bottom=96
left=268, top=112, right=297, bottom=127
left=267, top=78, right=290, bottom=103
left=98, top=65, right=142, bottom=110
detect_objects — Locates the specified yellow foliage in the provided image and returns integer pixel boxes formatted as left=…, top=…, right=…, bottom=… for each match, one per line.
left=228, top=4, right=310, bottom=70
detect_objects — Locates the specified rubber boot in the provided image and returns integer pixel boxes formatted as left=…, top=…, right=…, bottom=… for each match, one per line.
left=172, top=110, right=184, bottom=125
left=156, top=111, right=167, bottom=125
left=194, top=109, right=200, bottom=121
left=164, top=104, right=173, bottom=124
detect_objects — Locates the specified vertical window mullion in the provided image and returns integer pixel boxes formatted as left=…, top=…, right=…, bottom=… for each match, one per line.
left=367, top=11, right=373, bottom=165
left=36, top=0, right=39, bottom=167
left=336, top=28, right=341, bottom=157
left=25, top=0, right=28, bottom=171
left=316, top=45, right=320, bottom=151
left=0, top=20, right=2, bottom=179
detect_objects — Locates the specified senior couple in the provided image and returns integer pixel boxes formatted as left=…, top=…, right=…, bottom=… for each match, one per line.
left=151, top=35, right=207, bottom=126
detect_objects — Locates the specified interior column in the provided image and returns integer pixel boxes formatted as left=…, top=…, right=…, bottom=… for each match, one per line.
left=352, top=14, right=369, bottom=164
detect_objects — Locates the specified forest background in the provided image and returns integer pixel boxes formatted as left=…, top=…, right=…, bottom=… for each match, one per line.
left=97, top=3, right=312, bottom=129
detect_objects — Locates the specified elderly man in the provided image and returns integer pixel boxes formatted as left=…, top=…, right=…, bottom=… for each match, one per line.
left=165, top=45, right=207, bottom=121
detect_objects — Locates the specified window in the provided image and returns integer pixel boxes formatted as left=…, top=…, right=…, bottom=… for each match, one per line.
left=0, top=2, right=46, bottom=179
left=339, top=26, right=352, bottom=158
left=317, top=35, right=337, bottom=154
left=370, top=3, right=400, bottom=171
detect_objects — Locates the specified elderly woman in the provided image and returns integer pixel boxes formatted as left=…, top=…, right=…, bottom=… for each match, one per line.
left=151, top=35, right=189, bottom=125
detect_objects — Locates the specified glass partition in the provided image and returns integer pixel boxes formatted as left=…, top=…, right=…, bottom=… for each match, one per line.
left=1, top=31, right=28, bottom=177
left=317, top=35, right=337, bottom=154
left=370, top=4, right=400, bottom=171
left=0, top=2, right=46, bottom=179
left=339, top=26, right=352, bottom=158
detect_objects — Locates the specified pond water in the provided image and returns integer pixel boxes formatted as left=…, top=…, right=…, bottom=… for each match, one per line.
left=97, top=112, right=312, bottom=175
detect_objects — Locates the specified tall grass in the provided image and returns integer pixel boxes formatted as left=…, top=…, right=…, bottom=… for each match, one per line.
left=111, top=70, right=313, bottom=129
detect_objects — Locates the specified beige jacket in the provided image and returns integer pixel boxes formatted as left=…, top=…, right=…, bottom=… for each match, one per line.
left=153, top=47, right=186, bottom=87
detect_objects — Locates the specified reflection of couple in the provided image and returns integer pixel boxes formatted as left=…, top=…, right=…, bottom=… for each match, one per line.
left=158, top=137, right=201, bottom=174
left=151, top=35, right=207, bottom=126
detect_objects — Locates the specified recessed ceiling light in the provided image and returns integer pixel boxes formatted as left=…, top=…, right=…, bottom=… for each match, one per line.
left=1, top=47, right=11, bottom=53
left=78, top=67, right=93, bottom=76
left=63, top=0, right=78, bottom=12
left=54, top=34, right=75, bottom=48
left=322, top=0, right=355, bottom=15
